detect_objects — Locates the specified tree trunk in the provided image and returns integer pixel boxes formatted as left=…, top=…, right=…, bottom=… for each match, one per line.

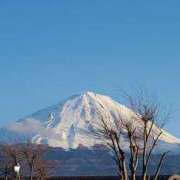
left=5, top=175, right=8, bottom=180
left=30, top=166, right=33, bottom=180
left=122, top=159, right=128, bottom=180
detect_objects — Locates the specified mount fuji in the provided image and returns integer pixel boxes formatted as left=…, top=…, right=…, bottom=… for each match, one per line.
left=1, top=91, right=180, bottom=152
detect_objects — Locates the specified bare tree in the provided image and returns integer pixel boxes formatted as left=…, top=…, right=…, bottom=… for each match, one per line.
left=125, top=123, right=139, bottom=180
left=21, top=142, right=43, bottom=180
left=0, top=144, right=23, bottom=179
left=21, top=142, right=55, bottom=180
left=34, top=158, right=55, bottom=180
left=0, top=142, right=55, bottom=179
left=0, top=159, right=12, bottom=180
left=96, top=115, right=128, bottom=180
left=124, top=88, right=170, bottom=180
left=95, top=88, right=169, bottom=180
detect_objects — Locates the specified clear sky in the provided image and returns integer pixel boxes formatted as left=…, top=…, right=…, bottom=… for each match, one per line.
left=0, top=1, right=180, bottom=137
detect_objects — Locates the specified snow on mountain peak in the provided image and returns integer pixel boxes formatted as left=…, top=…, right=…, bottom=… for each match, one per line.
left=2, top=91, right=180, bottom=150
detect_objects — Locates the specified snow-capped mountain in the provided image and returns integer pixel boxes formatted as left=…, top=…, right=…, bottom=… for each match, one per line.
left=1, top=91, right=180, bottom=151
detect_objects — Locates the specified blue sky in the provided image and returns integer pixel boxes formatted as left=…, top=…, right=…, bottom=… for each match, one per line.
left=0, top=1, right=180, bottom=137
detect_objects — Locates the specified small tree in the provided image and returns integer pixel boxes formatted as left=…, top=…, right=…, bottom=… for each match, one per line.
left=0, top=142, right=55, bottom=179
left=0, top=158, right=13, bottom=180
left=21, top=142, right=55, bottom=180
left=0, top=144, right=22, bottom=179
left=21, top=142, right=44, bottom=180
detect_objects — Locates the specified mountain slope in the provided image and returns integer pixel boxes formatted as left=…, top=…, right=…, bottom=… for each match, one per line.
left=1, top=91, right=180, bottom=150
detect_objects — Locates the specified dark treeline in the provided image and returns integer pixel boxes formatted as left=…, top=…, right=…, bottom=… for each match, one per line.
left=44, top=176, right=169, bottom=180
left=0, top=176, right=170, bottom=180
